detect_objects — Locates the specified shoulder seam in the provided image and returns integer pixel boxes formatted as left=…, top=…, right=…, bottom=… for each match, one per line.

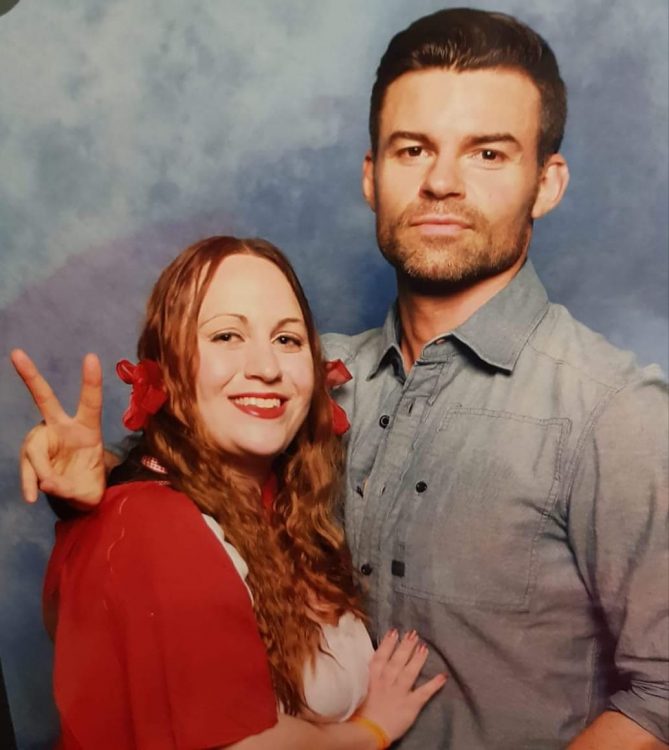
left=562, top=377, right=645, bottom=503
left=525, top=340, right=630, bottom=391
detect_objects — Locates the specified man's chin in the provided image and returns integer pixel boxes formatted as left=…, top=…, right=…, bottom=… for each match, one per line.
left=397, top=269, right=491, bottom=295
left=395, top=255, right=524, bottom=295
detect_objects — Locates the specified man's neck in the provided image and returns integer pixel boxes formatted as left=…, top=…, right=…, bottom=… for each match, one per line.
left=397, top=255, right=526, bottom=368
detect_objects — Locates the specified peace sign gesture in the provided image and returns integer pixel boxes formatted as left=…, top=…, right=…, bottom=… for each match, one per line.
left=10, top=349, right=106, bottom=506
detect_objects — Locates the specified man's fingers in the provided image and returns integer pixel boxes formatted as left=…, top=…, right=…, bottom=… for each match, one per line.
left=39, top=476, right=74, bottom=500
left=74, top=353, right=103, bottom=431
left=10, top=349, right=68, bottom=424
left=19, top=455, right=39, bottom=503
left=23, top=435, right=58, bottom=488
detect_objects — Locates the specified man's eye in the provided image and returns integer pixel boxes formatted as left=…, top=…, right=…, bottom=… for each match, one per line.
left=401, top=146, right=425, bottom=158
left=479, top=149, right=503, bottom=162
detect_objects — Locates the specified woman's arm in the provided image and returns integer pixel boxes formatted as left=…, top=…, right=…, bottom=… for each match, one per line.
left=230, top=632, right=446, bottom=750
left=231, top=714, right=377, bottom=750
left=100, top=486, right=443, bottom=749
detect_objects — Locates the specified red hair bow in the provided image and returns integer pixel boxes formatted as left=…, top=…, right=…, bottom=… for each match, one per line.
left=116, top=359, right=168, bottom=431
left=324, top=359, right=352, bottom=436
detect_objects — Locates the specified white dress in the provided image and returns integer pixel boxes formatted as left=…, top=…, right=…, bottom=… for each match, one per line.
left=201, top=514, right=374, bottom=721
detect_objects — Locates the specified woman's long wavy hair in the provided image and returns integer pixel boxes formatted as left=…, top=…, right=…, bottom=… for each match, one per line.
left=133, top=236, right=364, bottom=714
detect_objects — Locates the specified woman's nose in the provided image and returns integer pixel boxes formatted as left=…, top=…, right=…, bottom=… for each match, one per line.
left=244, top=342, right=281, bottom=382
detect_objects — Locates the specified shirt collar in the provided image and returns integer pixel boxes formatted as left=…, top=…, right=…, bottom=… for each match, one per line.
left=368, top=260, right=549, bottom=378
left=367, top=302, right=405, bottom=380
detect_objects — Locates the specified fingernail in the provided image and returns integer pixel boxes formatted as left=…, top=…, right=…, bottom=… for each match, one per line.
left=406, top=629, right=417, bottom=640
left=439, top=673, right=448, bottom=683
left=386, top=628, right=398, bottom=639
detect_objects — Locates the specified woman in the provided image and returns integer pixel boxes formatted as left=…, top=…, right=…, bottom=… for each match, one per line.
left=12, top=236, right=445, bottom=749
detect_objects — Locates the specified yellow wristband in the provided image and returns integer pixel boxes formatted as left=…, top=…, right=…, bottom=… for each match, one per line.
left=350, top=714, right=391, bottom=749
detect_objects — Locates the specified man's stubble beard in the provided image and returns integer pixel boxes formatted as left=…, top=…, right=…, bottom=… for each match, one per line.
left=376, top=196, right=536, bottom=295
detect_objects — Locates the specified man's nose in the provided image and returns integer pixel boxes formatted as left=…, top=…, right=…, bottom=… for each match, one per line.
left=244, top=342, right=281, bottom=382
left=420, top=153, right=465, bottom=200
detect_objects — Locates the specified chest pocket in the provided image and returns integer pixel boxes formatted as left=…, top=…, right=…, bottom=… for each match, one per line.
left=395, top=407, right=569, bottom=611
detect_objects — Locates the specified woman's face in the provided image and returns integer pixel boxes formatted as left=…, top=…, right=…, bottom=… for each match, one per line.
left=195, top=254, right=314, bottom=480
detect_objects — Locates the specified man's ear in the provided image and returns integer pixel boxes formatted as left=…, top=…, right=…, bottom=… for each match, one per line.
left=531, top=153, right=570, bottom=219
left=362, top=150, right=376, bottom=212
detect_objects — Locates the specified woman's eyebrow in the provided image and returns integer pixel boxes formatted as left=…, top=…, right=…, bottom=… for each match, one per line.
left=198, top=312, right=248, bottom=328
left=275, top=317, right=305, bottom=328
left=198, top=314, right=306, bottom=329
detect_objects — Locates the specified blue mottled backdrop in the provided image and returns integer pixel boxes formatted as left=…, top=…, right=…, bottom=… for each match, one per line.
left=0, top=1, right=667, bottom=747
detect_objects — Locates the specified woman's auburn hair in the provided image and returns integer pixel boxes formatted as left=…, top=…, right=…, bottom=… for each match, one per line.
left=134, top=235, right=364, bottom=714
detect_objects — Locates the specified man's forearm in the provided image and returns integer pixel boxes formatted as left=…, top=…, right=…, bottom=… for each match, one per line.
left=567, top=711, right=667, bottom=749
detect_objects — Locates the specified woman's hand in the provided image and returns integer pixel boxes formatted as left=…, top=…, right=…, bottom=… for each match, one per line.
left=355, top=630, right=446, bottom=744
left=11, top=349, right=106, bottom=506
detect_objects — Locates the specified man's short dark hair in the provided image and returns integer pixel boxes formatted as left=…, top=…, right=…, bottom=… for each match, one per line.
left=369, top=8, right=567, bottom=163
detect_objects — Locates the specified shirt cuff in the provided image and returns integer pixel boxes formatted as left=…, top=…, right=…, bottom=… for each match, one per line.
left=608, top=684, right=669, bottom=743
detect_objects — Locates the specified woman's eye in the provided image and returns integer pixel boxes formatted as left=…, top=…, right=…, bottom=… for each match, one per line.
left=212, top=332, right=239, bottom=343
left=275, top=334, right=301, bottom=348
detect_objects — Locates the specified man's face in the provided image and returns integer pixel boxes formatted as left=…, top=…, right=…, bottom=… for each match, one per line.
left=364, top=68, right=560, bottom=286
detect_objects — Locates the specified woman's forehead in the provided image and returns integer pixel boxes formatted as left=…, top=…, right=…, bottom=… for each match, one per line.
left=198, top=254, right=304, bottom=323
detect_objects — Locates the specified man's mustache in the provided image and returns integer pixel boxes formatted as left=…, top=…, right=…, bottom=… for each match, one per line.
left=397, top=201, right=485, bottom=229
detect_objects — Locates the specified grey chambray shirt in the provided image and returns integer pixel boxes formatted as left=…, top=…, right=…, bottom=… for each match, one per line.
left=323, top=260, right=669, bottom=750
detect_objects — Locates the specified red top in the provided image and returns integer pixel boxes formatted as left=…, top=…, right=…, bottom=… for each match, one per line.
left=43, top=481, right=277, bottom=749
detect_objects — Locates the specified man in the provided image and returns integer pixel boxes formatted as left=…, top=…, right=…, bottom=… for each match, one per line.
left=322, top=8, right=668, bottom=749
left=13, top=8, right=668, bottom=749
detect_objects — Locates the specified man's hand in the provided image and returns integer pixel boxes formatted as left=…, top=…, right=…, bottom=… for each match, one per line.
left=11, top=349, right=106, bottom=506
left=567, top=711, right=668, bottom=749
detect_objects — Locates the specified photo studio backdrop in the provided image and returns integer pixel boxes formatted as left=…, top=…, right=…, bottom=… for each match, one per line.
left=0, top=1, right=667, bottom=747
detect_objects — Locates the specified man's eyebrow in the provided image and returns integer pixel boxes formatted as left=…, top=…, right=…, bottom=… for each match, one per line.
left=387, top=130, right=432, bottom=142
left=386, top=131, right=435, bottom=148
left=464, top=133, right=522, bottom=149
left=385, top=131, right=522, bottom=151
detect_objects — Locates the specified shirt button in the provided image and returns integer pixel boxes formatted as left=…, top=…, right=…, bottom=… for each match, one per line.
left=415, top=481, right=428, bottom=493
left=379, top=414, right=390, bottom=428
left=360, top=563, right=373, bottom=576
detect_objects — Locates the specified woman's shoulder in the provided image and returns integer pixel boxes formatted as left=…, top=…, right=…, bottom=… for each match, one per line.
left=99, top=480, right=194, bottom=525
left=50, top=481, right=207, bottom=575
left=96, top=481, right=220, bottom=563
left=44, top=482, right=199, bottom=633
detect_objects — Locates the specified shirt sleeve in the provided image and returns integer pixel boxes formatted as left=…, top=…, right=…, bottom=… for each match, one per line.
left=567, top=368, right=669, bottom=742
left=52, top=482, right=277, bottom=749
